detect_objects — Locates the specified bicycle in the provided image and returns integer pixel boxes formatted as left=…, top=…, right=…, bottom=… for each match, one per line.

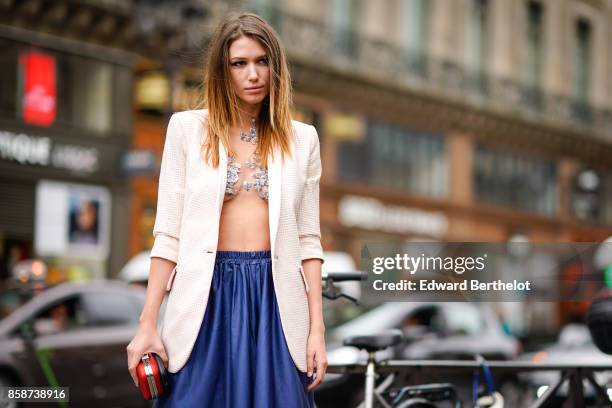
left=322, top=272, right=504, bottom=408
left=322, top=274, right=612, bottom=408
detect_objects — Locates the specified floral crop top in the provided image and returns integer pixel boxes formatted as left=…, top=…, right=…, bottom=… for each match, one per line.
left=225, top=152, right=269, bottom=201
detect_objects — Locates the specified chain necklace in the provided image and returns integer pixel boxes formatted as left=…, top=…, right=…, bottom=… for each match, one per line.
left=226, top=117, right=268, bottom=200
left=239, top=117, right=258, bottom=145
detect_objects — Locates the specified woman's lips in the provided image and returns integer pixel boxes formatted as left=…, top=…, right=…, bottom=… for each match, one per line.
left=244, top=86, right=264, bottom=93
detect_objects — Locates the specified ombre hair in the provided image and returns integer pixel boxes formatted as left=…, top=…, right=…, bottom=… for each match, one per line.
left=201, top=12, right=293, bottom=167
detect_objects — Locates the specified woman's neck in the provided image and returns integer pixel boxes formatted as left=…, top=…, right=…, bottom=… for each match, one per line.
left=234, top=103, right=261, bottom=129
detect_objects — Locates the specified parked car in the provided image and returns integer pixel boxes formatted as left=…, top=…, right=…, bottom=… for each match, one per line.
left=0, top=280, right=148, bottom=407
left=315, top=301, right=522, bottom=408
left=520, top=324, right=612, bottom=406
left=118, top=251, right=152, bottom=286
left=326, top=301, right=520, bottom=363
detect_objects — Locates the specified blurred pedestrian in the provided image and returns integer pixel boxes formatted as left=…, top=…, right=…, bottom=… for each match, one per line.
left=49, top=303, right=69, bottom=331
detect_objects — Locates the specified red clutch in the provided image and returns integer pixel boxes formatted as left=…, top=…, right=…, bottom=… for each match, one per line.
left=136, top=352, right=169, bottom=400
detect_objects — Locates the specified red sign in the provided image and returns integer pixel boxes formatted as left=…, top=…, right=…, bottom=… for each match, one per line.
left=21, top=51, right=56, bottom=126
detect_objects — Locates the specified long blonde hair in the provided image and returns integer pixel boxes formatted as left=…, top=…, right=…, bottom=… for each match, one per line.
left=201, top=12, right=293, bottom=167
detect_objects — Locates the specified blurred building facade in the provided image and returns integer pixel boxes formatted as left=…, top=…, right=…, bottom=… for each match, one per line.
left=243, top=0, right=612, bottom=240
left=7, top=1, right=605, bottom=331
left=0, top=1, right=139, bottom=284
left=0, top=0, right=222, bottom=284
left=131, top=0, right=612, bottom=318
left=129, top=0, right=222, bottom=257
left=242, top=0, right=612, bottom=332
left=132, top=0, right=612, bottom=244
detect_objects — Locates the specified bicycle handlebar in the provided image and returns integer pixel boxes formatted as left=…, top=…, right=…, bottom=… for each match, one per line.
left=321, top=271, right=366, bottom=304
left=323, top=271, right=367, bottom=282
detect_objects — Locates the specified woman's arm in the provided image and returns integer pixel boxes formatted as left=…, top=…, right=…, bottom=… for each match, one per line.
left=304, top=259, right=327, bottom=390
left=303, top=259, right=324, bottom=333
left=143, top=112, right=187, bottom=321
left=297, top=125, right=327, bottom=389
left=127, top=256, right=173, bottom=385
left=298, top=125, right=325, bottom=331
left=297, top=125, right=324, bottom=263
left=139, top=257, right=175, bottom=327
left=127, top=114, right=186, bottom=382
left=149, top=113, right=186, bottom=264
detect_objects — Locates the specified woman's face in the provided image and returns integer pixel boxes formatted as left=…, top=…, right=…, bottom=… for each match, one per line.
left=228, top=36, right=270, bottom=109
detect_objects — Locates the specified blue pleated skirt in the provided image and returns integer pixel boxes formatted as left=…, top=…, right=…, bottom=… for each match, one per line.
left=154, top=250, right=315, bottom=408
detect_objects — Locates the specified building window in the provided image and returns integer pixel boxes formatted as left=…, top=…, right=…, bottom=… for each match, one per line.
left=573, top=17, right=591, bottom=102
left=403, top=0, right=430, bottom=77
left=74, top=58, right=113, bottom=134
left=571, top=169, right=612, bottom=226
left=56, top=54, right=113, bottom=135
left=523, top=0, right=544, bottom=110
left=474, top=144, right=558, bottom=215
left=603, top=174, right=612, bottom=226
left=250, top=0, right=279, bottom=29
left=572, top=16, right=592, bottom=124
left=1, top=41, right=124, bottom=136
left=330, top=0, right=359, bottom=59
left=338, top=120, right=447, bottom=198
left=0, top=39, right=18, bottom=118
left=464, top=0, right=490, bottom=95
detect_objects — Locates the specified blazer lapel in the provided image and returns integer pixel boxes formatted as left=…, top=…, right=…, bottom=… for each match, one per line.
left=268, top=148, right=282, bottom=260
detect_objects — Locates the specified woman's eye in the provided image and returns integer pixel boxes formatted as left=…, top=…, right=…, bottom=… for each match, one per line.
left=230, top=59, right=267, bottom=67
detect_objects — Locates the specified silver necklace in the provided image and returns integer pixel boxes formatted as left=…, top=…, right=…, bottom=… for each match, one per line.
left=239, top=117, right=258, bottom=145
left=226, top=151, right=269, bottom=200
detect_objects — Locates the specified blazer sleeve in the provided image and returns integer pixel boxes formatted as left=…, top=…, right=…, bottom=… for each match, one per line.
left=150, top=113, right=186, bottom=264
left=297, top=125, right=324, bottom=264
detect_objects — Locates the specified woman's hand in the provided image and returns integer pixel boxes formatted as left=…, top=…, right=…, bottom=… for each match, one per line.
left=126, top=323, right=169, bottom=387
left=306, top=330, right=327, bottom=391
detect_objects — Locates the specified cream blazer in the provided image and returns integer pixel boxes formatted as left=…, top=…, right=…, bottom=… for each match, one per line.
left=149, top=109, right=323, bottom=373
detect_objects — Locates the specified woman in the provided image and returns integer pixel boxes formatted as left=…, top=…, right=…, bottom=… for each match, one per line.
left=126, top=12, right=327, bottom=408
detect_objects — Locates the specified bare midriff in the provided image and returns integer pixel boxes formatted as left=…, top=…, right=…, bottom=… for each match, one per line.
left=217, top=192, right=271, bottom=251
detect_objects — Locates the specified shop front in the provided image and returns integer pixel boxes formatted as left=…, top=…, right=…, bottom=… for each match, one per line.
left=0, top=28, right=134, bottom=286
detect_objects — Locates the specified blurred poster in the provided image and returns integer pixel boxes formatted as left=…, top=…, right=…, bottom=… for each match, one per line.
left=20, top=51, right=57, bottom=127
left=35, top=181, right=111, bottom=260
left=68, top=196, right=100, bottom=245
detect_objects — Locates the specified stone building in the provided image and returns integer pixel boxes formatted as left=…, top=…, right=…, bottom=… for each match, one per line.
left=129, top=0, right=612, bottom=330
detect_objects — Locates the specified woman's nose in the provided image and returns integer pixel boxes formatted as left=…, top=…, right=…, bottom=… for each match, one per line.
left=247, top=63, right=259, bottom=80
